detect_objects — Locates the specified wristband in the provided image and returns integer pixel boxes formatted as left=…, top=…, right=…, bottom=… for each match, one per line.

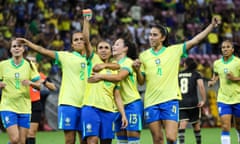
left=82, top=9, right=92, bottom=17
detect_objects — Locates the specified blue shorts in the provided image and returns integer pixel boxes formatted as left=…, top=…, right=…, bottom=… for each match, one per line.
left=217, top=102, right=240, bottom=117
left=81, top=106, right=116, bottom=140
left=58, top=105, right=82, bottom=131
left=0, top=111, right=31, bottom=128
left=115, top=100, right=143, bottom=132
left=144, top=100, right=179, bottom=124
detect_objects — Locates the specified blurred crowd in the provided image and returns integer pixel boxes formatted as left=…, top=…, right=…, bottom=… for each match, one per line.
left=0, top=0, right=240, bottom=128
left=0, top=0, right=240, bottom=78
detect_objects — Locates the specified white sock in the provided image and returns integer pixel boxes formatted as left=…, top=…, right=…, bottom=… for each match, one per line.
left=128, top=140, right=140, bottom=144
left=221, top=135, right=230, bottom=144
left=117, top=140, right=128, bottom=144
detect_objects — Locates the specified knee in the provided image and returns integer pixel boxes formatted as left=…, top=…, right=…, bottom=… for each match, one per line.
left=65, top=138, right=75, bottom=144
left=166, top=134, right=177, bottom=142
left=87, top=136, right=98, bottom=144
left=221, top=123, right=231, bottom=131
left=10, top=135, right=20, bottom=144
left=152, top=134, right=164, bottom=144
left=166, top=137, right=177, bottom=143
left=28, top=129, right=37, bottom=137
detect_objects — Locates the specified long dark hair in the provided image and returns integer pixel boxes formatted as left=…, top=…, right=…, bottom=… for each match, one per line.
left=150, top=23, right=169, bottom=46
left=119, top=38, right=138, bottom=60
left=185, top=58, right=197, bottom=71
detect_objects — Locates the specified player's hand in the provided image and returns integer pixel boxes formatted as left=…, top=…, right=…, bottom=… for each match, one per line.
left=132, top=59, right=141, bottom=72
left=0, top=82, right=6, bottom=88
left=121, top=115, right=128, bottom=129
left=22, top=80, right=31, bottom=86
left=88, top=72, right=101, bottom=83
left=16, top=38, right=32, bottom=46
left=207, top=80, right=215, bottom=87
left=226, top=72, right=235, bottom=81
left=93, top=64, right=105, bottom=72
left=197, top=100, right=205, bottom=107
left=82, top=9, right=92, bottom=21
left=212, top=16, right=221, bottom=28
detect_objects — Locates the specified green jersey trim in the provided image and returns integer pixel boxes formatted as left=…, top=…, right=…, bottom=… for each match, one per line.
left=181, top=42, right=188, bottom=58
left=87, top=52, right=95, bottom=77
left=122, top=67, right=134, bottom=83
left=221, top=55, right=234, bottom=64
left=32, top=76, right=41, bottom=82
left=115, top=86, right=120, bottom=90
left=150, top=46, right=166, bottom=56
left=10, top=58, right=24, bottom=68
left=54, top=51, right=60, bottom=65
left=72, top=51, right=85, bottom=58
left=118, top=56, right=127, bottom=65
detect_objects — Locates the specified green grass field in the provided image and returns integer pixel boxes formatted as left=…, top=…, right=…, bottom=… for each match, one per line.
left=0, top=128, right=238, bottom=144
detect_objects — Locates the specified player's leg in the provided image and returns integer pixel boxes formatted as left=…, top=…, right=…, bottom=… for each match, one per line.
left=191, top=107, right=202, bottom=144
left=235, top=117, right=240, bottom=144
left=115, top=112, right=128, bottom=144
left=148, top=121, right=164, bottom=144
left=81, top=106, right=101, bottom=144
left=233, top=104, right=240, bottom=144
left=17, top=113, right=31, bottom=144
left=26, top=101, right=42, bottom=144
left=162, top=100, right=179, bottom=144
left=58, top=105, right=82, bottom=144
left=145, top=105, right=164, bottom=144
left=99, top=110, right=116, bottom=144
left=218, top=102, right=232, bottom=144
left=1, top=111, right=30, bottom=144
left=192, top=122, right=201, bottom=144
left=178, top=109, right=189, bottom=144
left=125, top=100, right=143, bottom=144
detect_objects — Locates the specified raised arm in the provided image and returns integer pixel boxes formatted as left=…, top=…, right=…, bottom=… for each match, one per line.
left=17, top=38, right=56, bottom=59
left=82, top=9, right=93, bottom=58
left=186, top=16, right=221, bottom=50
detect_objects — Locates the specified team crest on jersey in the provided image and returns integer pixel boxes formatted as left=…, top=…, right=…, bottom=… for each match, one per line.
left=86, top=123, right=92, bottom=132
left=65, top=117, right=71, bottom=126
left=81, top=63, right=86, bottom=68
left=155, top=59, right=161, bottom=65
left=224, top=68, right=228, bottom=74
left=106, top=70, right=111, bottom=74
left=15, top=72, right=20, bottom=79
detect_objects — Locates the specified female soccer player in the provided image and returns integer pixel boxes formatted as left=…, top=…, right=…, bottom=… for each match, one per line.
left=90, top=38, right=143, bottom=144
left=208, top=40, right=240, bottom=144
left=0, top=39, right=40, bottom=144
left=132, top=16, right=220, bottom=144
left=17, top=28, right=88, bottom=144
left=82, top=13, right=128, bottom=144
left=178, top=57, right=206, bottom=144
left=26, top=57, right=56, bottom=144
